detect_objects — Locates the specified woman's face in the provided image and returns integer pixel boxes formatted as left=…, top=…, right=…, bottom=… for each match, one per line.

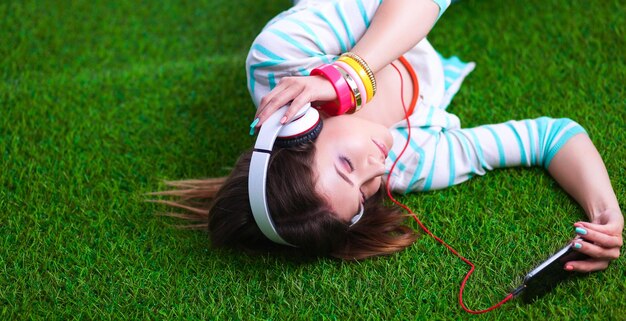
left=313, top=115, right=393, bottom=223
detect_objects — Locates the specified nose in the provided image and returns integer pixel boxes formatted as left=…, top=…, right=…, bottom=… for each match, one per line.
left=355, top=155, right=386, bottom=185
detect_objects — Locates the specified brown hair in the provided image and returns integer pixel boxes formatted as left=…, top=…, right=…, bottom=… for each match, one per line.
left=153, top=142, right=417, bottom=260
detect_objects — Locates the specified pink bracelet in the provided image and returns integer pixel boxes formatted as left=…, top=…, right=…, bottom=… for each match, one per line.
left=333, top=64, right=362, bottom=113
left=334, top=60, right=367, bottom=107
left=310, top=64, right=354, bottom=116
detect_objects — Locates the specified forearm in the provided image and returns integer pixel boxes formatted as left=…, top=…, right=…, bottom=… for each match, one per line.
left=549, top=134, right=623, bottom=272
left=351, top=0, right=440, bottom=73
left=547, top=134, right=621, bottom=221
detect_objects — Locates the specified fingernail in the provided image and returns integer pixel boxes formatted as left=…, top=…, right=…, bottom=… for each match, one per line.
left=574, top=242, right=582, bottom=249
left=249, top=118, right=259, bottom=136
left=565, top=265, right=574, bottom=271
left=575, top=227, right=588, bottom=235
left=280, top=116, right=287, bottom=124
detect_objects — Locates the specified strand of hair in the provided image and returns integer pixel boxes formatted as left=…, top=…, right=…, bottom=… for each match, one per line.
left=146, top=199, right=210, bottom=215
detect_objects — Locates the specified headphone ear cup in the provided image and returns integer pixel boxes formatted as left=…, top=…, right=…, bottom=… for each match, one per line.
left=275, top=120, right=323, bottom=148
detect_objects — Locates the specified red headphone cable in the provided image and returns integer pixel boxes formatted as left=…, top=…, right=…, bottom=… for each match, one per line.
left=387, top=62, right=515, bottom=314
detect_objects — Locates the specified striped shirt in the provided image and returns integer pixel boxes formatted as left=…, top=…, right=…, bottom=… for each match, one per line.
left=246, top=0, right=587, bottom=193
left=246, top=0, right=451, bottom=107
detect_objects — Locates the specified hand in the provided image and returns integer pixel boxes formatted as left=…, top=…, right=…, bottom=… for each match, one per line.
left=565, top=209, right=624, bottom=272
left=254, top=75, right=336, bottom=127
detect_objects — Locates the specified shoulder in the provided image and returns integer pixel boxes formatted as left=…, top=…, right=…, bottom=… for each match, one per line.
left=247, top=0, right=381, bottom=62
left=245, top=0, right=383, bottom=105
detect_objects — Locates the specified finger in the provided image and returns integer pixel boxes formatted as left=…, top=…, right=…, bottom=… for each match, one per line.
left=571, top=240, right=621, bottom=260
left=257, top=87, right=289, bottom=117
left=257, top=87, right=302, bottom=126
left=257, top=80, right=299, bottom=115
left=575, top=221, right=623, bottom=236
left=281, top=93, right=312, bottom=124
left=573, top=225, right=623, bottom=248
left=564, top=259, right=609, bottom=273
left=257, top=83, right=289, bottom=116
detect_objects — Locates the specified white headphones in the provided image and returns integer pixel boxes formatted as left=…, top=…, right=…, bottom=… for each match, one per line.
left=248, top=104, right=322, bottom=246
left=248, top=104, right=365, bottom=246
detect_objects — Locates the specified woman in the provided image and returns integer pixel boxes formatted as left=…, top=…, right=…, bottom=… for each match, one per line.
left=159, top=0, right=623, bottom=271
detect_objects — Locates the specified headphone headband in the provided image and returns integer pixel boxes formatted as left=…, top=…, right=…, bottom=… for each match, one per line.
left=248, top=104, right=319, bottom=246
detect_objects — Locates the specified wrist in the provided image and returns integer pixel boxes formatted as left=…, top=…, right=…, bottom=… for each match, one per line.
left=310, top=64, right=355, bottom=116
left=590, top=207, right=624, bottom=228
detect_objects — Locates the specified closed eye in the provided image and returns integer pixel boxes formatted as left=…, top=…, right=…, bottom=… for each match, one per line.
left=336, top=156, right=361, bottom=210
left=340, top=155, right=354, bottom=172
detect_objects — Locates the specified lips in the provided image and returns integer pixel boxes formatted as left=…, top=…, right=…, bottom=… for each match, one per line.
left=372, top=139, right=388, bottom=158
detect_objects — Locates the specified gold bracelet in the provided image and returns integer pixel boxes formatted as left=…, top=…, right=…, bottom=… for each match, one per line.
left=341, top=52, right=376, bottom=97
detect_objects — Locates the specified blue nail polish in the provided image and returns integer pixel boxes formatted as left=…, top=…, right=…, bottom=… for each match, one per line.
left=575, top=227, right=588, bottom=235
left=574, top=242, right=582, bottom=249
left=249, top=118, right=259, bottom=136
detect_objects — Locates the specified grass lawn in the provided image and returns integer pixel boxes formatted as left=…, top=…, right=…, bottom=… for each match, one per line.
left=1, top=0, right=625, bottom=319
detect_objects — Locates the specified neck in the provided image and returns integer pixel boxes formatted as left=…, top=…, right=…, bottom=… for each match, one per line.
left=353, top=58, right=415, bottom=127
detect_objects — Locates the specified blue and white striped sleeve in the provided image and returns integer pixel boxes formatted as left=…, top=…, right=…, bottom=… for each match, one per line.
left=430, top=0, right=451, bottom=20
left=245, top=0, right=379, bottom=107
left=389, top=117, right=588, bottom=193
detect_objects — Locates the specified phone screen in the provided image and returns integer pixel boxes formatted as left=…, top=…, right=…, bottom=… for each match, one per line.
left=519, top=243, right=589, bottom=303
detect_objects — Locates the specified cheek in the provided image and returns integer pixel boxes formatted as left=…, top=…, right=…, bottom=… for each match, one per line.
left=327, top=134, right=359, bottom=154
left=341, top=127, right=372, bottom=148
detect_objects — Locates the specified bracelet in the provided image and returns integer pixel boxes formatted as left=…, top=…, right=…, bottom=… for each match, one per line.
left=310, top=64, right=355, bottom=116
left=337, top=55, right=375, bottom=102
left=332, top=64, right=362, bottom=113
left=334, top=60, right=367, bottom=108
left=340, top=52, right=376, bottom=98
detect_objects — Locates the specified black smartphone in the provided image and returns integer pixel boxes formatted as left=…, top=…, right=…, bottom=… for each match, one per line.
left=517, top=243, right=589, bottom=303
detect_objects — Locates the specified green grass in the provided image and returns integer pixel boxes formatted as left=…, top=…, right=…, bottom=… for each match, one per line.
left=1, top=0, right=625, bottom=319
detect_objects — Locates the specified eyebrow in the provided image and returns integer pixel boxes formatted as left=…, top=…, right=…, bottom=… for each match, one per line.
left=334, top=164, right=354, bottom=186
left=333, top=163, right=362, bottom=217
